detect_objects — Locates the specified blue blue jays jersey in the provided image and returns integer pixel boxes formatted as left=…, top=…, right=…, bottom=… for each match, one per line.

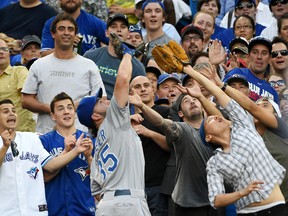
left=40, top=130, right=96, bottom=216
left=41, top=10, right=109, bottom=55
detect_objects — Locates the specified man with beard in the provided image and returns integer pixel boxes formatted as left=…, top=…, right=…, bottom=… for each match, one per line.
left=181, top=24, right=204, bottom=61
left=41, top=0, right=108, bottom=56
left=21, top=14, right=106, bottom=134
left=130, top=82, right=223, bottom=216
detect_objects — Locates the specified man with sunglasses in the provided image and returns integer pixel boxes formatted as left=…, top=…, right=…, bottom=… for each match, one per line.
left=261, top=0, right=288, bottom=40
left=271, top=37, right=288, bottom=84
left=0, top=99, right=92, bottom=216
left=224, top=36, right=279, bottom=103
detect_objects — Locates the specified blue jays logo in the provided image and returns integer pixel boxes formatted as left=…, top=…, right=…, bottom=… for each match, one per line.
left=74, top=166, right=90, bottom=181
left=27, top=167, right=39, bottom=179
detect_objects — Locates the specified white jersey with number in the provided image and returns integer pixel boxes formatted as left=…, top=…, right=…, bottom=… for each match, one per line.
left=0, top=132, right=52, bottom=216
left=90, top=97, right=145, bottom=195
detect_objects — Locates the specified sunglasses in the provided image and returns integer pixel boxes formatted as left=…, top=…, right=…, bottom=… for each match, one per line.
left=281, top=94, right=288, bottom=100
left=269, top=80, right=286, bottom=87
left=11, top=140, right=19, bottom=157
left=271, top=50, right=288, bottom=58
left=271, top=0, right=288, bottom=6
left=236, top=2, right=254, bottom=10
left=0, top=47, right=10, bottom=53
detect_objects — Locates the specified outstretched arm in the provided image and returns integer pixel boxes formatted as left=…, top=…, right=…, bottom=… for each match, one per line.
left=209, top=67, right=278, bottom=128
left=182, top=65, right=231, bottom=108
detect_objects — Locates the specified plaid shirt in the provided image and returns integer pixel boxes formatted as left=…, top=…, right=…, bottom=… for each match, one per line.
left=207, top=99, right=286, bottom=210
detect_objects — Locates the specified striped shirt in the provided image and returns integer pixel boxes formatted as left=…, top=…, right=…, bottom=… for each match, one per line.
left=206, top=99, right=286, bottom=210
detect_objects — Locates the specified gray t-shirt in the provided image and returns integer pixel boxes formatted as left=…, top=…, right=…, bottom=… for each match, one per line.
left=84, top=47, right=146, bottom=100
left=90, top=97, right=145, bottom=195
left=263, top=116, right=288, bottom=201
left=166, top=122, right=214, bottom=207
left=144, top=33, right=172, bottom=58
left=22, top=53, right=106, bottom=134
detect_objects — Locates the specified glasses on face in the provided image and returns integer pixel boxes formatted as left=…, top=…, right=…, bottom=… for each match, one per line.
left=235, top=25, right=252, bottom=30
left=236, top=2, right=254, bottom=10
left=10, top=140, right=19, bottom=157
left=269, top=80, right=286, bottom=87
left=271, top=50, right=288, bottom=58
left=0, top=47, right=10, bottom=53
left=183, top=35, right=202, bottom=42
left=271, top=0, right=288, bottom=6
left=281, top=94, right=288, bottom=100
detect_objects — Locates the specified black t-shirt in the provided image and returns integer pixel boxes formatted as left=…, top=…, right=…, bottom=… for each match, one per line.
left=0, top=3, right=57, bottom=39
left=139, top=105, right=170, bottom=187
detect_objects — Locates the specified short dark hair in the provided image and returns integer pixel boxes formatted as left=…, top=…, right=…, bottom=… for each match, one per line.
left=0, top=99, right=14, bottom=106
left=50, top=13, right=78, bottom=34
left=50, top=92, right=74, bottom=113
left=197, top=0, right=221, bottom=14
left=233, top=14, right=256, bottom=32
left=277, top=12, right=288, bottom=35
left=271, top=36, right=288, bottom=49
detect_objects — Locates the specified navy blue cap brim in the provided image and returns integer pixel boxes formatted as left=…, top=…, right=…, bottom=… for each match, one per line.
left=77, top=88, right=103, bottom=128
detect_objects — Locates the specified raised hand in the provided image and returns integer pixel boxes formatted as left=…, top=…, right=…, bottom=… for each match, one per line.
left=64, top=134, right=76, bottom=153
left=209, top=40, right=227, bottom=65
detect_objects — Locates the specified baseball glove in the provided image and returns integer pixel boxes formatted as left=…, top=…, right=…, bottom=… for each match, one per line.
left=151, top=40, right=190, bottom=73
left=110, top=32, right=136, bottom=59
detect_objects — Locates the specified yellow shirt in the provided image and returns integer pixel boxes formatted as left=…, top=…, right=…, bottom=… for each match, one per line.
left=107, top=0, right=138, bottom=25
left=0, top=65, right=35, bottom=132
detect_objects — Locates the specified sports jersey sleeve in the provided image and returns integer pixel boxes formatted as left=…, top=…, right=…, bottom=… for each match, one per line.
left=106, top=97, right=130, bottom=129
left=41, top=17, right=55, bottom=51
left=32, top=134, right=52, bottom=167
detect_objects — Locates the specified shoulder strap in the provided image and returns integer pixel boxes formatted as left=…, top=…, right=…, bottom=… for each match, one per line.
left=227, top=10, right=234, bottom=29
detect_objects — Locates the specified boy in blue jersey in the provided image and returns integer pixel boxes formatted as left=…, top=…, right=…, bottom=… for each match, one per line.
left=40, top=92, right=96, bottom=216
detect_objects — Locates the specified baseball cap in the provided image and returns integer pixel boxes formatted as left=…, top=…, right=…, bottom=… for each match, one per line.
left=229, top=37, right=249, bottom=53
left=107, top=14, right=129, bottom=29
left=248, top=36, right=272, bottom=53
left=146, top=66, right=161, bottom=79
left=235, top=0, right=256, bottom=6
left=226, top=74, right=249, bottom=87
left=77, top=88, right=103, bottom=128
left=21, top=35, right=41, bottom=51
left=129, top=24, right=142, bottom=37
left=182, top=74, right=192, bottom=86
left=180, top=24, right=204, bottom=41
left=256, top=97, right=282, bottom=118
left=157, top=73, right=181, bottom=86
left=142, top=0, right=165, bottom=11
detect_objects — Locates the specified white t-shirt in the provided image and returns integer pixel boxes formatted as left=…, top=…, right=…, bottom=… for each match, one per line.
left=22, top=53, right=106, bottom=134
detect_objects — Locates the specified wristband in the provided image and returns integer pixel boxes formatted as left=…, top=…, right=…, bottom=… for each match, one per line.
left=221, top=82, right=228, bottom=91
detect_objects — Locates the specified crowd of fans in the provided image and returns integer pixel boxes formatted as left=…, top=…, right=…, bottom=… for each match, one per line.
left=0, top=0, right=288, bottom=216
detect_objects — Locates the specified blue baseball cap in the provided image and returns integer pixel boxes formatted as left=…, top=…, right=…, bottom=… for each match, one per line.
left=129, top=24, right=142, bottom=38
left=77, top=88, right=103, bottom=128
left=142, top=0, right=165, bottom=11
left=157, top=73, right=181, bottom=86
left=226, top=74, right=249, bottom=87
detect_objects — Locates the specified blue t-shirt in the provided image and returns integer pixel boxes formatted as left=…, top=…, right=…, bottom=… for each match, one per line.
left=41, top=10, right=109, bottom=55
left=223, top=68, right=279, bottom=104
left=211, top=24, right=226, bottom=40
left=216, top=23, right=266, bottom=49
left=40, top=129, right=96, bottom=216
